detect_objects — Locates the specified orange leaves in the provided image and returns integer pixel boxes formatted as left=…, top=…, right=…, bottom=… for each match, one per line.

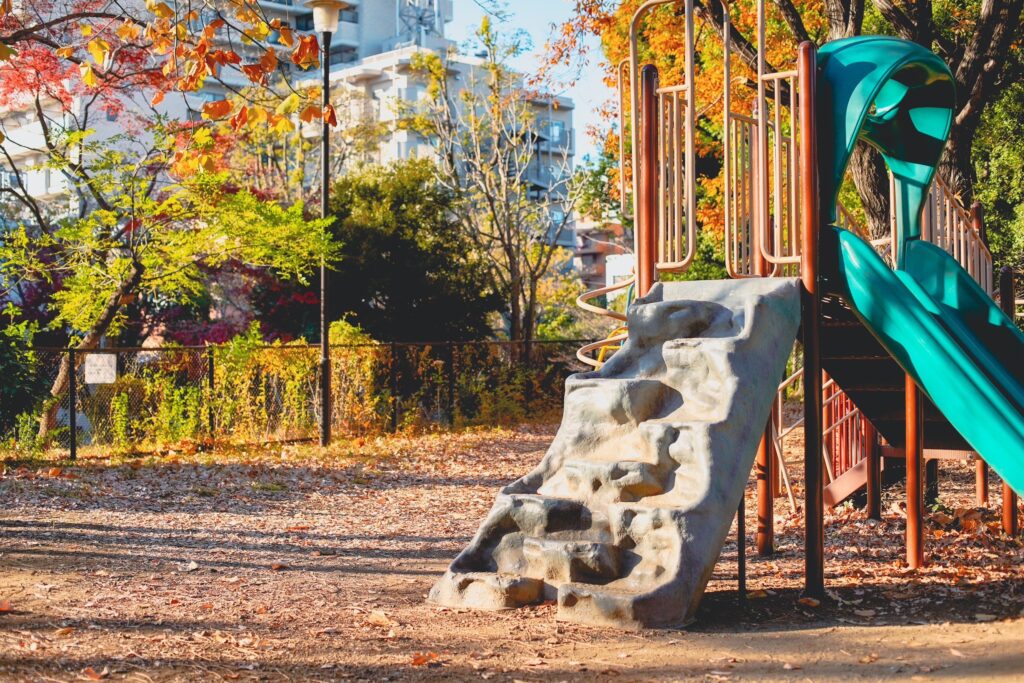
left=82, top=666, right=109, bottom=680
left=151, top=90, right=165, bottom=106
left=241, top=63, right=268, bottom=86
left=290, top=35, right=320, bottom=70
left=410, top=652, right=439, bottom=666
left=115, top=21, right=142, bottom=43
left=299, top=104, right=338, bottom=127
left=202, top=99, right=233, bottom=120
left=323, top=104, right=338, bottom=127
left=0, top=600, right=11, bottom=613
left=229, top=106, right=249, bottom=132
left=299, top=104, right=321, bottom=124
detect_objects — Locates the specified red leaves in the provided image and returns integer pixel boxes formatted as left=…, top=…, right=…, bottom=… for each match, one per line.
left=290, top=35, right=320, bottom=70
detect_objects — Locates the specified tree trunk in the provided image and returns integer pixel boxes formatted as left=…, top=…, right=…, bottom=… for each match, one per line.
left=38, top=264, right=143, bottom=440
left=849, top=144, right=892, bottom=239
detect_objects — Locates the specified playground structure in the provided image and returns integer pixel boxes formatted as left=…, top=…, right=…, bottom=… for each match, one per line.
left=432, top=0, right=1024, bottom=628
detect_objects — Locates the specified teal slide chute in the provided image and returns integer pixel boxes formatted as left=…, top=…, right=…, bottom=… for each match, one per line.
left=815, top=36, right=1024, bottom=493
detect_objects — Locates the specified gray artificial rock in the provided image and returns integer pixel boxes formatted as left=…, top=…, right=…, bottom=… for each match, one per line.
left=429, top=278, right=802, bottom=628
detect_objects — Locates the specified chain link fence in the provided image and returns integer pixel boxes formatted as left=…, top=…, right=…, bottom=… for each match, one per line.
left=2, top=340, right=592, bottom=458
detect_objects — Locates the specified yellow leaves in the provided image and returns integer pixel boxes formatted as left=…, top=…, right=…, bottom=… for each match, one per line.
left=202, top=99, right=233, bottom=120
left=87, top=38, right=111, bottom=67
left=80, top=62, right=99, bottom=88
left=80, top=24, right=94, bottom=37
left=56, top=46, right=75, bottom=59
left=797, top=596, right=821, bottom=608
left=290, top=34, right=320, bottom=70
left=146, top=0, right=176, bottom=20
left=270, top=116, right=294, bottom=134
left=192, top=127, right=214, bottom=147
left=275, top=92, right=301, bottom=116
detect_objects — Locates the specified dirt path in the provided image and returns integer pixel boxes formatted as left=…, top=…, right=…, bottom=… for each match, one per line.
left=1, top=426, right=1023, bottom=681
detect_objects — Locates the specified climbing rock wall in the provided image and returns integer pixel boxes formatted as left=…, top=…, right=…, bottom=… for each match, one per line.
left=429, top=279, right=802, bottom=628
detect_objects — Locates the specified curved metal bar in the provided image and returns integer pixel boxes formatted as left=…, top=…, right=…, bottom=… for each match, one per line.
left=575, top=276, right=634, bottom=322
left=577, top=331, right=630, bottom=368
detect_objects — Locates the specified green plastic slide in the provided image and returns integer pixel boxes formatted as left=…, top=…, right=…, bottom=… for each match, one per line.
left=816, top=37, right=1024, bottom=494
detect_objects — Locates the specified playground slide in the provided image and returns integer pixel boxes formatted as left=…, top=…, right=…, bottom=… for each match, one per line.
left=430, top=278, right=800, bottom=628
left=826, top=226, right=1024, bottom=494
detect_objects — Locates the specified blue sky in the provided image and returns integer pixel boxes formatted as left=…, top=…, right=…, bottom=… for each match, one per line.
left=446, top=0, right=610, bottom=160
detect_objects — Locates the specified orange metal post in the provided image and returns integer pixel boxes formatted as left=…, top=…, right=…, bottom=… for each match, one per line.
left=755, top=431, right=773, bottom=555
left=999, top=266, right=1019, bottom=536
left=798, top=42, right=824, bottom=599
left=636, top=65, right=660, bottom=298
left=752, top=90, right=774, bottom=557
left=906, top=375, right=925, bottom=568
left=864, top=420, right=881, bottom=520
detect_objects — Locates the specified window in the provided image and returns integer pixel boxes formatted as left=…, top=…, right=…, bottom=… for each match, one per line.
left=329, top=46, right=357, bottom=65
left=548, top=120, right=565, bottom=142
left=295, top=14, right=313, bottom=31
left=340, top=8, right=359, bottom=22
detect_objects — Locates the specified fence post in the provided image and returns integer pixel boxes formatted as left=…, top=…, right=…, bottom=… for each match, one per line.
left=68, top=347, right=77, bottom=461
left=445, top=342, right=455, bottom=425
left=206, top=345, right=215, bottom=437
left=390, top=342, right=399, bottom=433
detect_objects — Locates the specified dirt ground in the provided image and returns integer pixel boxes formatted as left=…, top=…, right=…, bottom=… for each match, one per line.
left=1, top=425, right=1023, bottom=682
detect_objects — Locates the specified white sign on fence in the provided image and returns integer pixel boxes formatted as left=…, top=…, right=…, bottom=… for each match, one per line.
left=84, top=354, right=117, bottom=384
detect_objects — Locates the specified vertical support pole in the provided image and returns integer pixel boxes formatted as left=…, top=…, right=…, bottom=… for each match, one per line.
left=797, top=42, right=824, bottom=599
left=752, top=107, right=773, bottom=556
left=445, top=342, right=455, bottom=425
left=68, top=347, right=77, bottom=462
left=905, top=375, right=925, bottom=568
left=976, top=458, right=989, bottom=506
left=207, top=345, right=215, bottom=438
left=755, top=426, right=773, bottom=556
left=999, top=266, right=1019, bottom=536
left=319, top=30, right=333, bottom=448
left=864, top=420, right=881, bottom=520
left=636, top=64, right=659, bottom=298
left=390, top=342, right=399, bottom=433
left=737, top=497, right=747, bottom=606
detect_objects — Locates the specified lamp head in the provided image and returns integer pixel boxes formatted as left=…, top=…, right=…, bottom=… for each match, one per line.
left=304, top=0, right=347, bottom=34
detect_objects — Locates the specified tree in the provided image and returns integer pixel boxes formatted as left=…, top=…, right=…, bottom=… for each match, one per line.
left=407, top=18, right=582, bottom=343
left=973, top=81, right=1024, bottom=273
left=551, top=0, right=1023, bottom=238
left=325, top=159, right=500, bottom=343
left=0, top=131, right=334, bottom=437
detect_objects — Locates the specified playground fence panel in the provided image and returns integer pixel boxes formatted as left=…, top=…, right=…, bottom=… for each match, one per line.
left=4, top=341, right=591, bottom=459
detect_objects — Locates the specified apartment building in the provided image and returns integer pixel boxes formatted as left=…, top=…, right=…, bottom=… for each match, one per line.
left=327, top=45, right=576, bottom=246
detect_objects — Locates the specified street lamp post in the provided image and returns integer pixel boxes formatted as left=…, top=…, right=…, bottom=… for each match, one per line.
left=306, top=0, right=345, bottom=447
